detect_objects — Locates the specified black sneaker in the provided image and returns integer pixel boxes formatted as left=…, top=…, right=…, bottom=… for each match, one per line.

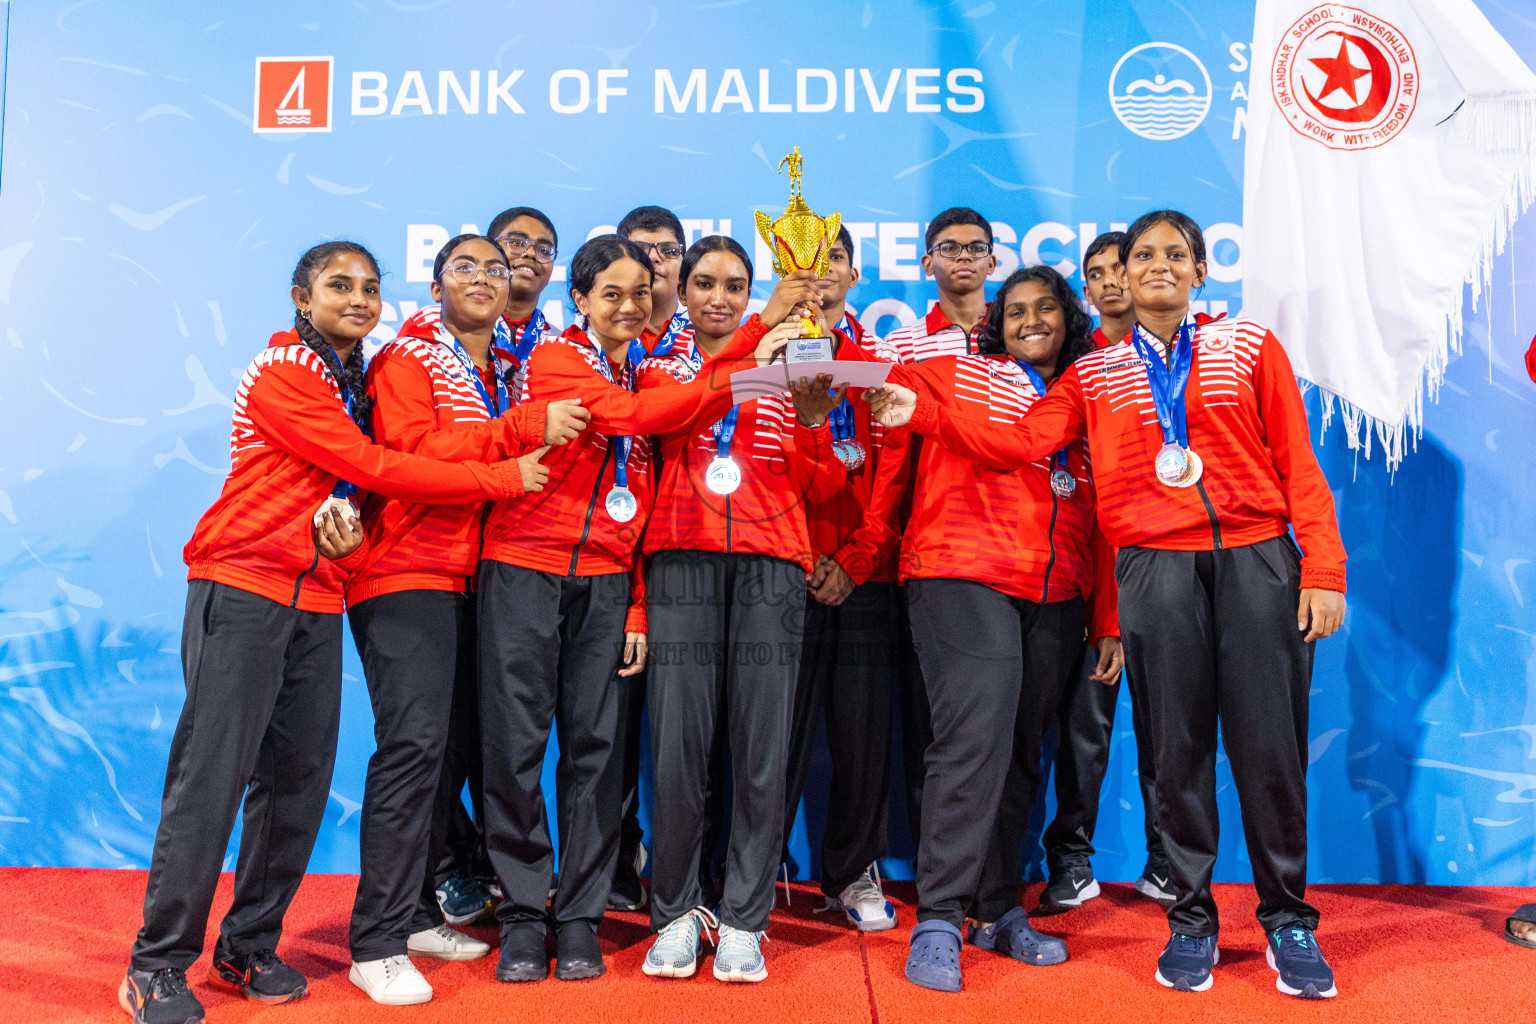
left=1134, top=858, right=1177, bottom=904
left=1267, top=926, right=1337, bottom=999
left=119, top=967, right=204, bottom=1024
left=210, top=948, right=307, bottom=1004
left=437, top=871, right=496, bottom=926
left=1034, top=863, right=1101, bottom=916
left=1154, top=932, right=1219, bottom=992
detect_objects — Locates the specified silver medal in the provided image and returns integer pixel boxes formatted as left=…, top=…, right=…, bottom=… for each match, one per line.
left=605, top=485, right=638, bottom=522
left=1154, top=442, right=1191, bottom=487
left=844, top=440, right=866, bottom=471
left=705, top=456, right=742, bottom=495
left=1050, top=467, right=1077, bottom=499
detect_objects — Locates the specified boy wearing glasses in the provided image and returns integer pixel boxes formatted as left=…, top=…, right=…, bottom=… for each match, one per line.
left=882, top=207, right=997, bottom=857
left=429, top=208, right=563, bottom=933
left=618, top=206, right=690, bottom=340
left=491, top=206, right=562, bottom=370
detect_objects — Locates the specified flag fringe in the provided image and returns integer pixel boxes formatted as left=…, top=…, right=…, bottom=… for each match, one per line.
left=1313, top=95, right=1536, bottom=471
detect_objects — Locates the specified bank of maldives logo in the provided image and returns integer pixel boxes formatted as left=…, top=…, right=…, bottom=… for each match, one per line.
left=1273, top=5, right=1417, bottom=150
left=254, top=57, right=333, bottom=133
left=1109, top=42, right=1212, bottom=140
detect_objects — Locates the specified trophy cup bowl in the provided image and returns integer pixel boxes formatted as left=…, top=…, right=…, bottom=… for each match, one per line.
left=754, top=146, right=841, bottom=362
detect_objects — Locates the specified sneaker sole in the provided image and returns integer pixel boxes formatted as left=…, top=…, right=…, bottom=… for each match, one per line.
left=1155, top=968, right=1214, bottom=992
left=641, top=958, right=698, bottom=979
left=406, top=944, right=490, bottom=962
left=442, top=906, right=494, bottom=927
left=1135, top=878, right=1177, bottom=903
left=847, top=909, right=898, bottom=932
left=207, top=968, right=307, bottom=1004
left=713, top=962, right=768, bottom=983
left=119, top=978, right=203, bottom=1023
left=348, top=965, right=432, bottom=1006
left=1266, top=945, right=1338, bottom=998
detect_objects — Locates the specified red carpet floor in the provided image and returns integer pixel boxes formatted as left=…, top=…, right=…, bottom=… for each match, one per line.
left=3, top=868, right=1534, bottom=1023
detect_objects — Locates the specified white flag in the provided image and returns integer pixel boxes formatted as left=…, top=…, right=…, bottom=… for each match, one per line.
left=1243, top=1, right=1536, bottom=466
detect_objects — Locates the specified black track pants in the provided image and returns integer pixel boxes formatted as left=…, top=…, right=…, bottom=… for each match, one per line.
left=896, top=594, right=932, bottom=847
left=132, top=581, right=341, bottom=971
left=478, top=561, right=631, bottom=932
left=907, top=579, right=1084, bottom=928
left=1117, top=537, right=1319, bottom=936
left=782, top=581, right=897, bottom=898
left=647, top=550, right=804, bottom=933
left=1041, top=652, right=1165, bottom=876
left=346, top=589, right=473, bottom=961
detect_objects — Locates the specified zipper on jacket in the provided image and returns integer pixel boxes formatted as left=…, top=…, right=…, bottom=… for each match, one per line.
left=1194, top=479, right=1223, bottom=549
left=1039, top=485, right=1060, bottom=603
left=290, top=541, right=321, bottom=608
left=569, top=443, right=614, bottom=576
left=724, top=495, right=732, bottom=554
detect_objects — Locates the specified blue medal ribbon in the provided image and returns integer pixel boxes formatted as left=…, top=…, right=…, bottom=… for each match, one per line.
left=444, top=318, right=512, bottom=418
left=1012, top=357, right=1072, bottom=480
left=589, top=335, right=649, bottom=490
left=648, top=311, right=693, bottom=362
left=712, top=405, right=740, bottom=462
left=1129, top=318, right=1195, bottom=450
left=828, top=314, right=857, bottom=448
left=510, top=308, right=547, bottom=364
left=316, top=343, right=367, bottom=500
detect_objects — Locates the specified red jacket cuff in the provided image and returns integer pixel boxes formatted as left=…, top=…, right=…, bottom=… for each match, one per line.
left=909, top=393, right=941, bottom=437
left=1300, top=564, right=1346, bottom=593
left=624, top=603, right=647, bottom=634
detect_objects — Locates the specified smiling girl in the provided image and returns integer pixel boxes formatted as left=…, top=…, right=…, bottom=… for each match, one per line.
left=872, top=210, right=1347, bottom=1001
left=122, top=241, right=531, bottom=1024
left=879, top=265, right=1118, bottom=993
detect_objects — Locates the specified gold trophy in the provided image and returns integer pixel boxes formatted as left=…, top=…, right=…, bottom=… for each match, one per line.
left=754, top=147, right=841, bottom=346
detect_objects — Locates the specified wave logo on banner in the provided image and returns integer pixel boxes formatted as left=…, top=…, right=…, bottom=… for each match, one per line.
left=1109, top=42, right=1213, bottom=140
left=254, top=56, right=334, bottom=133
left=1273, top=5, right=1418, bottom=150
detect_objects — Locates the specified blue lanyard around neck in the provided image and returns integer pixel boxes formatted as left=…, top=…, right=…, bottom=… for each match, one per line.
left=511, top=308, right=547, bottom=364
left=649, top=311, right=694, bottom=364
left=589, top=335, right=648, bottom=489
left=1013, top=357, right=1070, bottom=474
left=1129, top=317, right=1195, bottom=449
left=317, top=343, right=366, bottom=498
left=827, top=315, right=856, bottom=443
left=445, top=320, right=510, bottom=417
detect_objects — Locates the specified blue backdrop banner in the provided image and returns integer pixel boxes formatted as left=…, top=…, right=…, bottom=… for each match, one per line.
left=2, top=0, right=1536, bottom=887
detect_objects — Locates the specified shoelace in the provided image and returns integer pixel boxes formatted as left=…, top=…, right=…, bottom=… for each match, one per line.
left=1275, top=928, right=1321, bottom=963
left=1171, top=933, right=1211, bottom=958
left=658, top=906, right=719, bottom=950
left=779, top=862, right=793, bottom=907
left=244, top=949, right=282, bottom=977
left=717, top=926, right=766, bottom=961
left=845, top=865, right=884, bottom=904
left=150, top=968, right=192, bottom=1001
left=381, top=954, right=412, bottom=980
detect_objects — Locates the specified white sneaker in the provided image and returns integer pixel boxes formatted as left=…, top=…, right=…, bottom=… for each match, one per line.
left=349, top=955, right=433, bottom=1005
left=832, top=864, right=897, bottom=932
left=643, top=906, right=717, bottom=979
left=408, top=924, right=490, bottom=961
left=712, top=924, right=768, bottom=983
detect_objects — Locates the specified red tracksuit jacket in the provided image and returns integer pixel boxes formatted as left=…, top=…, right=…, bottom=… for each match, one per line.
left=346, top=306, right=549, bottom=605
left=481, top=322, right=757, bottom=632
left=640, top=316, right=848, bottom=571
left=898, top=352, right=1118, bottom=640
left=901, top=315, right=1347, bottom=592
left=183, top=329, right=523, bottom=614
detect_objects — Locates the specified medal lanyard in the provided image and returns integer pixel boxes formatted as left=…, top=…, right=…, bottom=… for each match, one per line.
left=650, top=311, right=693, bottom=360
left=445, top=324, right=510, bottom=417
left=1130, top=318, right=1195, bottom=450
left=511, top=308, right=547, bottom=364
left=828, top=315, right=856, bottom=445
left=1012, top=358, right=1070, bottom=474
left=590, top=335, right=648, bottom=490
left=317, top=343, right=367, bottom=499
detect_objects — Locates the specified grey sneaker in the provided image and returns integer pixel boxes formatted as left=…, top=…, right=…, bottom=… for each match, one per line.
left=642, top=906, right=717, bottom=979
left=712, top=924, right=768, bottom=983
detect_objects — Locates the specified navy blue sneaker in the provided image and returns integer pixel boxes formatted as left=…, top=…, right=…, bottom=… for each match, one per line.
left=1267, top=926, right=1337, bottom=999
left=436, top=871, right=495, bottom=926
left=1154, top=932, right=1218, bottom=992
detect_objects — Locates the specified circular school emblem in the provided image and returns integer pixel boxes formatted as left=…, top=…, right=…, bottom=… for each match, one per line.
left=1272, top=5, right=1418, bottom=150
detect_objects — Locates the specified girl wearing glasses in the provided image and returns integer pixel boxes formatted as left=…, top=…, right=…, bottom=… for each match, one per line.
left=477, top=235, right=802, bottom=984
left=343, top=235, right=589, bottom=1005
left=637, top=237, right=846, bottom=985
left=870, top=211, right=1347, bottom=1001
left=122, top=242, right=534, bottom=1024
